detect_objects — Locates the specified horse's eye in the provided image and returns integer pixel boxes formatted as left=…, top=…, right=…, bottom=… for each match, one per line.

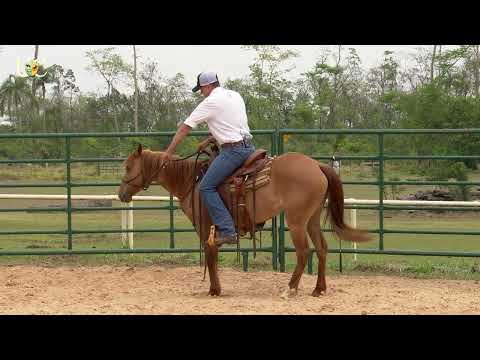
left=126, top=166, right=130, bottom=171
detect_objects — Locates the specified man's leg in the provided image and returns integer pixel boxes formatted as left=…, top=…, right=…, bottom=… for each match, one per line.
left=199, top=145, right=255, bottom=242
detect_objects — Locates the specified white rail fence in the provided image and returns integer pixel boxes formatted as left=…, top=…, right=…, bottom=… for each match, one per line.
left=1, top=194, right=480, bottom=254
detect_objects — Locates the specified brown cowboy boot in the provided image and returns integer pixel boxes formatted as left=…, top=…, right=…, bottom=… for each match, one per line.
left=215, top=233, right=238, bottom=246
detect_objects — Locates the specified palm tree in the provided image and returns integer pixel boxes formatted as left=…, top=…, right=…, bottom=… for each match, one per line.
left=32, top=45, right=39, bottom=95
left=0, top=75, right=37, bottom=131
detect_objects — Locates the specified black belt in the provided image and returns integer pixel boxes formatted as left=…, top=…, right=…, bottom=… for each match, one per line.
left=221, top=139, right=251, bottom=149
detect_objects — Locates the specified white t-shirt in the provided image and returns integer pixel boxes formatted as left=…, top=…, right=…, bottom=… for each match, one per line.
left=183, top=87, right=252, bottom=145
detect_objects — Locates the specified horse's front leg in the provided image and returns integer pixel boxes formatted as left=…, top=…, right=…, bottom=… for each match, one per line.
left=204, top=243, right=221, bottom=296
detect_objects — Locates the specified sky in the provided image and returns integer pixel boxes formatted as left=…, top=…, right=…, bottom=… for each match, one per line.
left=0, top=45, right=434, bottom=94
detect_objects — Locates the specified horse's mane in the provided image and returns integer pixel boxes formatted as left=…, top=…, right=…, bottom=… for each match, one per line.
left=141, top=150, right=199, bottom=199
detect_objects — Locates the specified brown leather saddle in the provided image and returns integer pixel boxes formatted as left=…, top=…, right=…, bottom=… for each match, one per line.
left=195, top=141, right=273, bottom=244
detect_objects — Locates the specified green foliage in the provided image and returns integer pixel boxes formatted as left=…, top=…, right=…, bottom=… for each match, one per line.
left=424, top=162, right=468, bottom=181
left=0, top=45, right=480, bottom=165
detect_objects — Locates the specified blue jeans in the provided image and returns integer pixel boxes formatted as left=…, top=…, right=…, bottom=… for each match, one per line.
left=199, top=142, right=255, bottom=237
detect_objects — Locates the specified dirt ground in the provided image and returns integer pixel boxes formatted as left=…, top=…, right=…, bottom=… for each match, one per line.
left=0, top=265, right=479, bottom=315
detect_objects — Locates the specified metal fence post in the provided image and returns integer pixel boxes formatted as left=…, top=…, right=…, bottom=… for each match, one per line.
left=378, top=133, right=385, bottom=251
left=351, top=208, right=357, bottom=261
left=279, top=212, right=286, bottom=272
left=339, top=238, right=343, bottom=273
left=169, top=193, right=175, bottom=249
left=242, top=251, right=249, bottom=272
left=272, top=216, right=278, bottom=271
left=277, top=129, right=286, bottom=272
left=65, top=136, right=73, bottom=251
left=271, top=131, right=278, bottom=271
left=121, top=209, right=127, bottom=248
left=128, top=201, right=134, bottom=249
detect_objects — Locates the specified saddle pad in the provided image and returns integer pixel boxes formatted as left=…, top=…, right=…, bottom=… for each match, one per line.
left=228, top=157, right=273, bottom=193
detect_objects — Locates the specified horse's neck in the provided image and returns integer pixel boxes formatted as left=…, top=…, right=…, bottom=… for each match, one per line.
left=161, top=158, right=197, bottom=200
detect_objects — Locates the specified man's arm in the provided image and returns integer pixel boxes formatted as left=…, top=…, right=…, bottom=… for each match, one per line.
left=165, top=124, right=192, bottom=157
left=165, top=96, right=213, bottom=158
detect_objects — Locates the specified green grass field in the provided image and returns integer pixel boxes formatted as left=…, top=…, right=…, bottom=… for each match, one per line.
left=0, top=162, right=479, bottom=280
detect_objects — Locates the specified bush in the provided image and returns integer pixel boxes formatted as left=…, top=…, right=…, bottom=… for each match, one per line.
left=425, top=162, right=471, bottom=200
left=425, top=161, right=468, bottom=182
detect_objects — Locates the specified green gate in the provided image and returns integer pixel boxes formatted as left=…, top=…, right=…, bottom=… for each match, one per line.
left=277, top=129, right=480, bottom=273
left=1, top=129, right=480, bottom=273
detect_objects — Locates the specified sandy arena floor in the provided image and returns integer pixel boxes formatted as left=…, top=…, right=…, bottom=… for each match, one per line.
left=0, top=265, right=479, bottom=315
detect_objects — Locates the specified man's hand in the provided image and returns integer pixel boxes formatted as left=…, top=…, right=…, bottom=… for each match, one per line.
left=164, top=151, right=175, bottom=162
left=197, top=136, right=216, bottom=153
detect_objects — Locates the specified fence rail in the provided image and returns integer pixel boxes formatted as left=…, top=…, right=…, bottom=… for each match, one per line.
left=1, top=129, right=480, bottom=272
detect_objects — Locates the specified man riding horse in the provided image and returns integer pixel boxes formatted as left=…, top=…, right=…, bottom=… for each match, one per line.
left=118, top=72, right=371, bottom=297
left=164, top=71, right=255, bottom=246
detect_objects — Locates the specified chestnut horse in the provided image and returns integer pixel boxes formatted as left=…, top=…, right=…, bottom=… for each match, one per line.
left=118, top=144, right=371, bottom=297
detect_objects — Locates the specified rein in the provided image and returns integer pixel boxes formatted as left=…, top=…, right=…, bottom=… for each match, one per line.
left=123, top=147, right=211, bottom=280
left=122, top=149, right=209, bottom=192
left=161, top=150, right=209, bottom=280
left=150, top=150, right=210, bottom=193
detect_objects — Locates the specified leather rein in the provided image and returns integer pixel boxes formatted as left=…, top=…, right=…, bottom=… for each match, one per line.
left=121, top=149, right=209, bottom=194
left=121, top=146, right=215, bottom=281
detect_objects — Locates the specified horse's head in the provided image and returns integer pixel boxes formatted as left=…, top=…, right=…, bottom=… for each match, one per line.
left=118, top=144, right=171, bottom=202
left=117, top=144, right=145, bottom=202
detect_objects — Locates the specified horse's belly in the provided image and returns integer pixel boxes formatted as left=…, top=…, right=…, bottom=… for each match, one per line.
left=245, top=182, right=282, bottom=223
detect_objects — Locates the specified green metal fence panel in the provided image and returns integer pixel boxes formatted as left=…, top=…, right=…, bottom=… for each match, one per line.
left=1, top=129, right=480, bottom=272
left=0, top=130, right=278, bottom=271
left=276, top=128, right=480, bottom=272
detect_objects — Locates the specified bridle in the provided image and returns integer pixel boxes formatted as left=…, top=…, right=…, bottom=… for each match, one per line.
left=121, top=149, right=211, bottom=192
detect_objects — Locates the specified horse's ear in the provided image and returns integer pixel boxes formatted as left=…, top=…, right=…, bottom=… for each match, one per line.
left=135, top=144, right=143, bottom=156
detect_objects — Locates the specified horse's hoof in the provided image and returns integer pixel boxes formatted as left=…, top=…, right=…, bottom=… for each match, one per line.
left=298, top=279, right=304, bottom=290
left=208, top=288, right=221, bottom=296
left=280, top=288, right=297, bottom=299
left=311, top=288, right=326, bottom=297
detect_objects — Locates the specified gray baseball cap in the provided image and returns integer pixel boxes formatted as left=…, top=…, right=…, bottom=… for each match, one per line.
left=192, top=71, right=219, bottom=92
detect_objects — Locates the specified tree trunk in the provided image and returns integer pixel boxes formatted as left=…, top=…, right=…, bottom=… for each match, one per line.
left=328, top=45, right=342, bottom=128
left=473, top=45, right=480, bottom=97
left=430, top=45, right=437, bottom=82
left=111, top=93, right=120, bottom=133
left=133, top=45, right=139, bottom=132
left=69, top=90, right=73, bottom=131
left=32, top=45, right=39, bottom=95
left=14, top=99, right=20, bottom=132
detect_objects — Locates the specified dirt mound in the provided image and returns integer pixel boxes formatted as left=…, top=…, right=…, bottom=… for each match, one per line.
left=399, top=189, right=480, bottom=201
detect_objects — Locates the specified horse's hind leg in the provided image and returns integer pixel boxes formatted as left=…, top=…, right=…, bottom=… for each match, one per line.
left=307, top=206, right=328, bottom=297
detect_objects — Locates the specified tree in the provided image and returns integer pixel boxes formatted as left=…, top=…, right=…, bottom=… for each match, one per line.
left=242, top=45, right=299, bottom=130
left=32, top=45, right=39, bottom=95
left=461, top=45, right=480, bottom=97
left=48, top=65, right=80, bottom=131
left=303, top=47, right=368, bottom=130
left=366, top=50, right=402, bottom=128
left=132, top=45, right=139, bottom=132
left=85, top=47, right=131, bottom=132
left=0, top=75, right=37, bottom=131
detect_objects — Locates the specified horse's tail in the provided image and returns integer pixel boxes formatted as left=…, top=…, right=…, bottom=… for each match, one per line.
left=318, top=164, right=371, bottom=243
